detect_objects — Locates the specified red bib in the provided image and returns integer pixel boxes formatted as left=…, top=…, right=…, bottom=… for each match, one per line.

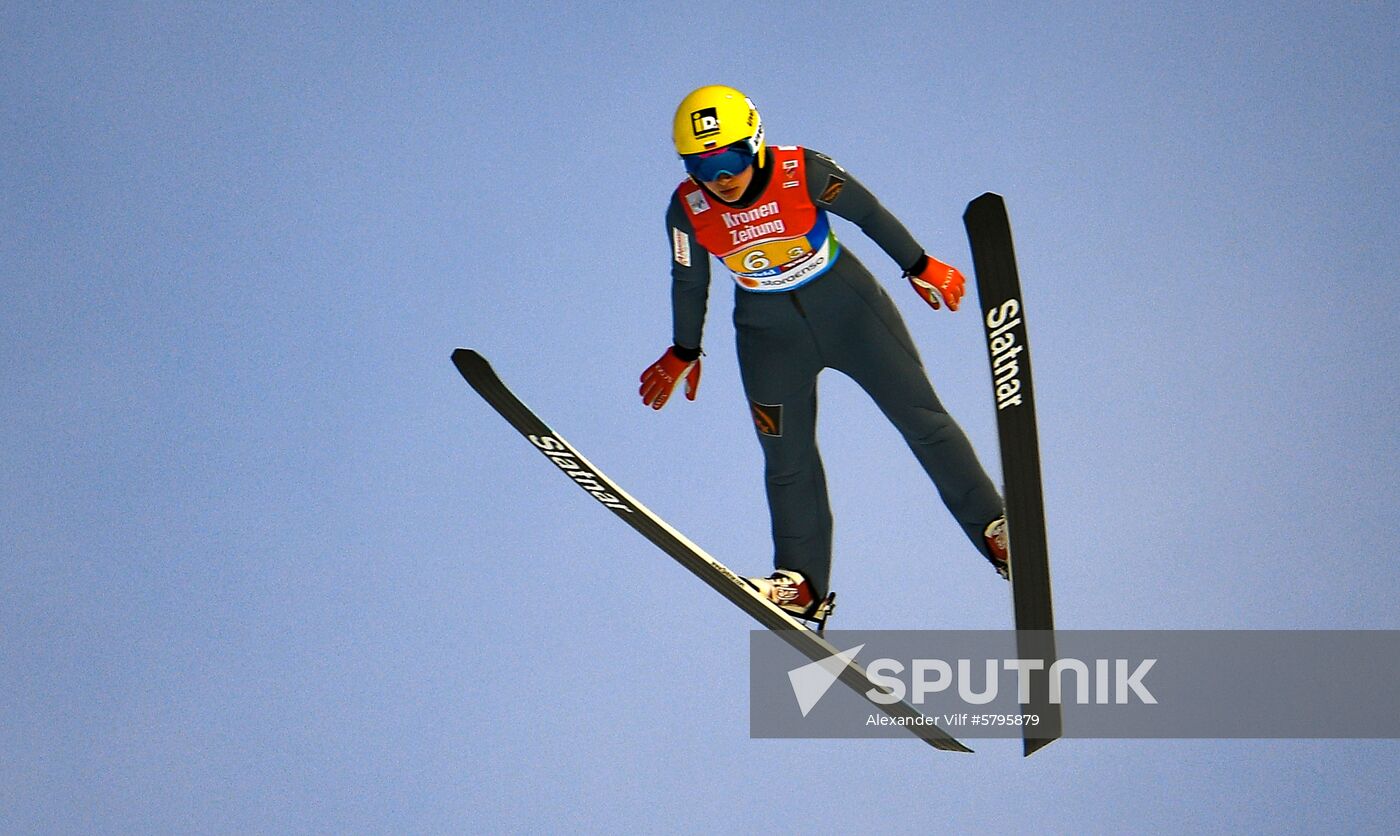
left=676, top=146, right=840, bottom=292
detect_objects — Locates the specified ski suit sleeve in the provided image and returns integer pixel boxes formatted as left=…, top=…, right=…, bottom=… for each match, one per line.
left=804, top=148, right=925, bottom=273
left=666, top=190, right=711, bottom=352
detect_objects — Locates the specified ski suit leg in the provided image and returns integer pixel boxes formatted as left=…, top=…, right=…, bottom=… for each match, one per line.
left=818, top=262, right=1005, bottom=559
left=733, top=291, right=835, bottom=599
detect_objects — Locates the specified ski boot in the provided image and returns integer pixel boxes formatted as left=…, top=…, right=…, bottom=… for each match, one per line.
left=747, top=570, right=837, bottom=633
left=984, top=516, right=1010, bottom=580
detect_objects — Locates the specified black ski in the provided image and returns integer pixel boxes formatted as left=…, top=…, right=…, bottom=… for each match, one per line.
left=963, top=193, right=1062, bottom=756
left=452, top=348, right=970, bottom=753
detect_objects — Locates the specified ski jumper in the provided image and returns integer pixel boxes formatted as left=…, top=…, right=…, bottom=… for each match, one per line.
left=666, top=146, right=1004, bottom=599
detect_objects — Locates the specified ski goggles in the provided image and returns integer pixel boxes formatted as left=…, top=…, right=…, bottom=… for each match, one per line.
left=682, top=141, right=757, bottom=182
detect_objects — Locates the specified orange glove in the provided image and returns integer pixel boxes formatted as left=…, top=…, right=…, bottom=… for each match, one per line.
left=906, top=254, right=966, bottom=312
left=639, top=347, right=701, bottom=410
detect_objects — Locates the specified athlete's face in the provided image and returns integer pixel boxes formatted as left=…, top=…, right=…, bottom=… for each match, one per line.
left=706, top=164, right=754, bottom=202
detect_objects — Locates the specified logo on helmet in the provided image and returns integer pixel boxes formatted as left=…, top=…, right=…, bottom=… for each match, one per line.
left=691, top=107, right=721, bottom=138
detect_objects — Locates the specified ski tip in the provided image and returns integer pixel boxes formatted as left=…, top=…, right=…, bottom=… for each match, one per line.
left=451, top=347, right=486, bottom=368
left=450, top=348, right=491, bottom=380
left=964, top=191, right=1006, bottom=217
left=1022, top=736, right=1058, bottom=757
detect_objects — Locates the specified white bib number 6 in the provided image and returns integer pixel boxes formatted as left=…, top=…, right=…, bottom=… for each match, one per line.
left=742, top=250, right=770, bottom=271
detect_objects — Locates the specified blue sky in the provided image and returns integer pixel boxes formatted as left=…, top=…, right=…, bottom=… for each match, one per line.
left=3, top=2, right=1397, bottom=832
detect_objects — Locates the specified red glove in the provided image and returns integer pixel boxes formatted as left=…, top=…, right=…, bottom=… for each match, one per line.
left=906, top=255, right=966, bottom=312
left=639, top=347, right=701, bottom=410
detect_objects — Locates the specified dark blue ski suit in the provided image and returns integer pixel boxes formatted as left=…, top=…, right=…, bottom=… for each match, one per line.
left=665, top=145, right=1003, bottom=599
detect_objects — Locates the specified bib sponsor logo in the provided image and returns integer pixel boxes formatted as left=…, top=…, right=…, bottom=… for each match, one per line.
left=721, top=201, right=781, bottom=228
left=721, top=201, right=788, bottom=246
left=685, top=190, right=710, bottom=214
left=730, top=219, right=786, bottom=245
left=720, top=201, right=784, bottom=245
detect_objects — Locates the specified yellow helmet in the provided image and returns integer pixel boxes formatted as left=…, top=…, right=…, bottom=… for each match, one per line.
left=672, top=85, right=766, bottom=174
